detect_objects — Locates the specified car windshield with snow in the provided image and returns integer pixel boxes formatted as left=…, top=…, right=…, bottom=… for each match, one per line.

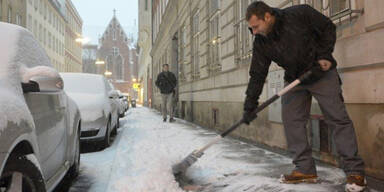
left=60, top=73, right=120, bottom=149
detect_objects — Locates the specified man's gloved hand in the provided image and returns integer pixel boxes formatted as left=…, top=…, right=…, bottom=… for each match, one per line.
left=301, top=64, right=326, bottom=84
left=243, top=110, right=257, bottom=125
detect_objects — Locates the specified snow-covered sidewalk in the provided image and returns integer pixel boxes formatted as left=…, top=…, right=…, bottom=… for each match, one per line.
left=69, top=106, right=363, bottom=192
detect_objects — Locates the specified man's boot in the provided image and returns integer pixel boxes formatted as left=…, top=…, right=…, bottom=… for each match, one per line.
left=345, top=175, right=366, bottom=192
left=169, top=118, right=175, bottom=123
left=279, top=171, right=318, bottom=184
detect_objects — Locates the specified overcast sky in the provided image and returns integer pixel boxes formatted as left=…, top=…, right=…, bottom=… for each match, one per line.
left=72, top=0, right=138, bottom=45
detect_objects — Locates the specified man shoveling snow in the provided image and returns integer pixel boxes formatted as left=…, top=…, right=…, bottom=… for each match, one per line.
left=242, top=2, right=365, bottom=192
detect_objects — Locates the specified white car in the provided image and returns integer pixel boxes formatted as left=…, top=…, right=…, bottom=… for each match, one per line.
left=0, top=22, right=81, bottom=191
left=61, top=73, right=120, bottom=149
left=117, top=91, right=128, bottom=117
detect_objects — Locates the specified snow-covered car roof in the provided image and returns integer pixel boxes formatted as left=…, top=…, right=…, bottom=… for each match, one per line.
left=0, top=22, right=54, bottom=131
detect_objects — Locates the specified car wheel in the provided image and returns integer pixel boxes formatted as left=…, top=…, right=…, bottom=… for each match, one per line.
left=0, top=155, right=46, bottom=192
left=101, top=120, right=111, bottom=149
left=68, top=126, right=80, bottom=178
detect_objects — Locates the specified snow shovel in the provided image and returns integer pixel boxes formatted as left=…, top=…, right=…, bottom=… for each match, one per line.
left=172, top=70, right=313, bottom=176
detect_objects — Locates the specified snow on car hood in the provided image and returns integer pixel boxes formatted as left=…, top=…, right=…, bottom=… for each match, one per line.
left=66, top=92, right=110, bottom=122
left=0, top=22, right=53, bottom=133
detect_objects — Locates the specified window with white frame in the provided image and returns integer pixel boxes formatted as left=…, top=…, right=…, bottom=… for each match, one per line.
left=112, top=47, right=119, bottom=56
left=34, top=0, right=38, bottom=10
left=16, top=14, right=22, bottom=26
left=8, top=7, right=12, bottom=23
left=49, top=10, right=51, bottom=24
left=39, top=0, right=43, bottom=14
left=208, top=0, right=221, bottom=71
left=56, top=38, right=58, bottom=53
left=43, top=28, right=46, bottom=45
left=113, top=30, right=116, bottom=40
left=115, top=55, right=124, bottom=80
left=192, top=11, right=200, bottom=78
left=209, top=15, right=220, bottom=70
left=330, top=0, right=350, bottom=16
left=210, top=0, right=219, bottom=14
left=234, top=0, right=246, bottom=63
left=241, top=0, right=253, bottom=62
left=0, top=0, right=2, bottom=21
left=44, top=2, right=47, bottom=19
left=48, top=32, right=51, bottom=48
left=178, top=25, right=186, bottom=80
left=39, top=24, right=42, bottom=42
left=53, top=37, right=56, bottom=52
left=33, top=20, right=37, bottom=37
left=106, top=55, right=113, bottom=71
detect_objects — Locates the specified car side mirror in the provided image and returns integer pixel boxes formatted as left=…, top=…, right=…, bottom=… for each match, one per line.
left=21, top=66, right=63, bottom=93
left=29, top=75, right=64, bottom=92
left=108, top=90, right=119, bottom=99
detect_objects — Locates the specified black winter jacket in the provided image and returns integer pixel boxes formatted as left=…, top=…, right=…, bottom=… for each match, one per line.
left=244, top=5, right=337, bottom=112
left=155, top=71, right=177, bottom=94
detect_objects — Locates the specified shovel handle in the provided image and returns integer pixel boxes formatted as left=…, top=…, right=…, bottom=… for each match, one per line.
left=220, top=70, right=312, bottom=138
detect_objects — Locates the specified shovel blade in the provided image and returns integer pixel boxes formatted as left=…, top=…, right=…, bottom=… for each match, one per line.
left=172, top=151, right=203, bottom=175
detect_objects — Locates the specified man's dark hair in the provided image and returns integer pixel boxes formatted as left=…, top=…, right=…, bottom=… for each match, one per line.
left=163, top=64, right=169, bottom=67
left=246, top=1, right=272, bottom=21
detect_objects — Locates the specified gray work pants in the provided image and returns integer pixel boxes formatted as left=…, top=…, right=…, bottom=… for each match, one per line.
left=161, top=93, right=174, bottom=119
left=282, top=69, right=365, bottom=176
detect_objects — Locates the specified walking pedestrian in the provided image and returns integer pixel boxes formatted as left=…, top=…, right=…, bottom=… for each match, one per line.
left=242, top=2, right=366, bottom=191
left=155, top=64, right=177, bottom=123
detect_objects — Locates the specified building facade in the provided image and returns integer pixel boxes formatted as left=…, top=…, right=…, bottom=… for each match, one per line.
left=26, top=0, right=66, bottom=71
left=0, top=0, right=27, bottom=27
left=65, top=0, right=82, bottom=72
left=151, top=0, right=384, bottom=181
left=98, top=12, right=138, bottom=96
left=138, top=0, right=152, bottom=106
left=82, top=44, right=98, bottom=74
left=1, top=0, right=81, bottom=73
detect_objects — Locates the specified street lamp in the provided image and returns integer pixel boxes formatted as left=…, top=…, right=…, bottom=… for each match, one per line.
left=75, top=37, right=90, bottom=44
left=95, top=60, right=105, bottom=65
left=104, top=70, right=112, bottom=76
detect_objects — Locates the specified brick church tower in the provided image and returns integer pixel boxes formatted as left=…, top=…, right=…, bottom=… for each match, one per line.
left=97, top=10, right=138, bottom=96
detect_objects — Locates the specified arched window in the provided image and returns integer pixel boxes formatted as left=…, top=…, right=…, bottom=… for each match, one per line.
left=115, top=55, right=124, bottom=80
left=106, top=55, right=113, bottom=71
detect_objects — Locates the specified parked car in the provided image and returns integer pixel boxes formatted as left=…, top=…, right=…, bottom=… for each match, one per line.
left=117, top=91, right=127, bottom=118
left=122, top=96, right=129, bottom=112
left=131, top=99, right=137, bottom=108
left=0, top=23, right=81, bottom=191
left=60, top=73, right=120, bottom=148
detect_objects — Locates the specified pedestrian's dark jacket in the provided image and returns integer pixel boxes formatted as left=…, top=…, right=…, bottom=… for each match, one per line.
left=155, top=71, right=177, bottom=94
left=244, top=4, right=337, bottom=112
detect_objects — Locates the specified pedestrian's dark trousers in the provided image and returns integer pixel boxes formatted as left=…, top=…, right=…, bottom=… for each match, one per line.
left=281, top=69, right=365, bottom=176
left=161, top=93, right=174, bottom=119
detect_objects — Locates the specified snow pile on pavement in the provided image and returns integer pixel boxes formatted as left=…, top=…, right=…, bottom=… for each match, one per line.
left=105, top=109, right=184, bottom=192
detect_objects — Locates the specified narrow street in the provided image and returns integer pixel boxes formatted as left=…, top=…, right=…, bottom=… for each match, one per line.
left=65, top=107, right=370, bottom=192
